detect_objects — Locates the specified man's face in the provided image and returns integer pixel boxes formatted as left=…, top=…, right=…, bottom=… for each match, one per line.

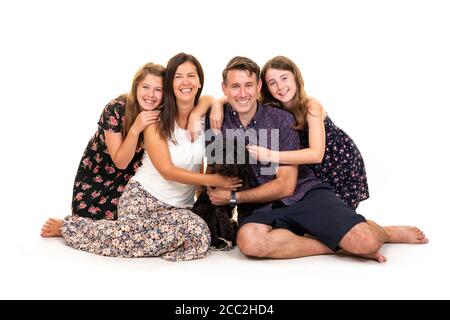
left=222, top=69, right=262, bottom=117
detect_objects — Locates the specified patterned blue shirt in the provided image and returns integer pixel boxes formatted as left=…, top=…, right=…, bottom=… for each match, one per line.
left=206, top=103, right=320, bottom=211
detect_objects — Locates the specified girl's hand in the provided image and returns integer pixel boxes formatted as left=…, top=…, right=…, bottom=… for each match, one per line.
left=210, top=101, right=224, bottom=135
left=247, top=145, right=278, bottom=163
left=131, top=110, right=160, bottom=135
left=187, top=111, right=203, bottom=142
left=210, top=174, right=242, bottom=190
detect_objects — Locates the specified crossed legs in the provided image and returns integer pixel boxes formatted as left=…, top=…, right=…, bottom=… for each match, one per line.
left=237, top=221, right=428, bottom=263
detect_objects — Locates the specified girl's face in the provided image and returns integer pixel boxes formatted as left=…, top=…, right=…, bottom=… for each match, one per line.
left=172, top=61, right=201, bottom=103
left=137, top=73, right=163, bottom=111
left=265, top=68, right=297, bottom=107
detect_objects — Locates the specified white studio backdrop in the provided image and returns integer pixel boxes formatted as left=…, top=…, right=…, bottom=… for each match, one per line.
left=0, top=0, right=449, bottom=299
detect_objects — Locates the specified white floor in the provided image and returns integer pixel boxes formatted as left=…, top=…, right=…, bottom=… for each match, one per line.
left=1, top=198, right=448, bottom=300
left=1, top=0, right=449, bottom=301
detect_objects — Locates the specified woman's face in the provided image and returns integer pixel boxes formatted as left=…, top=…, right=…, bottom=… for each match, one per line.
left=137, top=73, right=163, bottom=111
left=172, top=61, right=201, bottom=104
left=265, top=68, right=297, bottom=107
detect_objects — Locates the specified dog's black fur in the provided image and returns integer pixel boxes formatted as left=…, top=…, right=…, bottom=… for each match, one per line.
left=191, top=138, right=258, bottom=249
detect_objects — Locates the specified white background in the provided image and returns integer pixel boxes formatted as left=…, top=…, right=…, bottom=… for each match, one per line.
left=0, top=0, right=449, bottom=300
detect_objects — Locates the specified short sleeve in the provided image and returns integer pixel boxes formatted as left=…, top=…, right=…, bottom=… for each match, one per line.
left=97, top=96, right=127, bottom=133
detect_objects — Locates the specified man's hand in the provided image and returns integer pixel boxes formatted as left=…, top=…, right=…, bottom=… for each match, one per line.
left=207, top=187, right=232, bottom=206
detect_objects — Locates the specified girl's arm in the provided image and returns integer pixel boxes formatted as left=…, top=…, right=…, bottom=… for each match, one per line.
left=247, top=98, right=326, bottom=165
left=187, top=95, right=214, bottom=141
left=187, top=96, right=227, bottom=140
left=144, top=123, right=242, bottom=189
left=105, top=110, right=160, bottom=169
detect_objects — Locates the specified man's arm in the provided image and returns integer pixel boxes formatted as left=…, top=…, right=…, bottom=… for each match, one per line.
left=207, top=165, right=298, bottom=205
left=237, top=165, right=298, bottom=203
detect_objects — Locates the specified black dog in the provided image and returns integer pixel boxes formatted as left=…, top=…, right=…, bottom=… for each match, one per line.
left=191, top=138, right=261, bottom=249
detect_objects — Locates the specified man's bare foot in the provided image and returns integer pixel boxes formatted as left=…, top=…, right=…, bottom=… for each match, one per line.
left=337, top=250, right=387, bottom=263
left=359, top=251, right=387, bottom=263
left=40, top=218, right=63, bottom=238
left=384, top=226, right=429, bottom=244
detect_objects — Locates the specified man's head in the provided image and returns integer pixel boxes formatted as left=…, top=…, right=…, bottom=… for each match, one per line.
left=221, top=56, right=262, bottom=119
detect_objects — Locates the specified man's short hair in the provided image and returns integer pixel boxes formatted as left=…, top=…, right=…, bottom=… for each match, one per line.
left=222, top=56, right=261, bottom=84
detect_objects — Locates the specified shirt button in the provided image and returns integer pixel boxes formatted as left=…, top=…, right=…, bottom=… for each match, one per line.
left=239, top=125, right=243, bottom=128
left=253, top=120, right=257, bottom=124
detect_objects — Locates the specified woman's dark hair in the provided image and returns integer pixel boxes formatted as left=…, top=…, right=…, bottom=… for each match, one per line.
left=159, top=52, right=204, bottom=142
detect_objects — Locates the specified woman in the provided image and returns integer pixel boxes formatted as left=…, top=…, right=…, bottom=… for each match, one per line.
left=191, top=56, right=369, bottom=209
left=41, top=53, right=241, bottom=262
left=41, top=61, right=215, bottom=235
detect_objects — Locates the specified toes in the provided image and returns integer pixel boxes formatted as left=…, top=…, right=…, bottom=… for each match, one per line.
left=40, top=231, right=50, bottom=237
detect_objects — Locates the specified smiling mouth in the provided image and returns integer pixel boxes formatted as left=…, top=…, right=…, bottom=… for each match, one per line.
left=180, top=88, right=193, bottom=93
left=144, top=99, right=156, bottom=104
left=278, top=90, right=289, bottom=96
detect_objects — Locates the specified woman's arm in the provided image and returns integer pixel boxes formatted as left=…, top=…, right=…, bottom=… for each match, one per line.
left=195, top=162, right=206, bottom=198
left=105, top=110, right=160, bottom=169
left=187, top=96, right=227, bottom=140
left=247, top=98, right=326, bottom=165
left=144, top=124, right=241, bottom=189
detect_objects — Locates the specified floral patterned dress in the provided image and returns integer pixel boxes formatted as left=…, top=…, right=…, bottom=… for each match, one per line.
left=71, top=95, right=144, bottom=220
left=299, top=116, right=369, bottom=209
left=62, top=180, right=211, bottom=262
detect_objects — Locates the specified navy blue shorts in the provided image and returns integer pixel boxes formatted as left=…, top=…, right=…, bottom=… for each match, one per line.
left=240, top=183, right=366, bottom=251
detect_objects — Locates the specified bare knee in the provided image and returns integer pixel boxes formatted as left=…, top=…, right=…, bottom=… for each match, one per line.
left=237, top=223, right=271, bottom=258
left=340, top=222, right=383, bottom=254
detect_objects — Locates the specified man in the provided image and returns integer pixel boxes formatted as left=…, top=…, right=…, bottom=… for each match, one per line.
left=206, top=56, right=428, bottom=262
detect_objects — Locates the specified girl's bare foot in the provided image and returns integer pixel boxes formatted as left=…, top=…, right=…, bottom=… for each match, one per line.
left=384, top=226, right=429, bottom=244
left=40, top=218, right=63, bottom=238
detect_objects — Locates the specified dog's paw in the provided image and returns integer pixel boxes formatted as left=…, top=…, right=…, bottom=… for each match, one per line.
left=210, top=238, right=233, bottom=251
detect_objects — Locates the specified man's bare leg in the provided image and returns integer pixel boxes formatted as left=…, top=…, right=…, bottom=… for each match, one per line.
left=40, top=218, right=63, bottom=238
left=367, top=220, right=388, bottom=243
left=237, top=223, right=384, bottom=262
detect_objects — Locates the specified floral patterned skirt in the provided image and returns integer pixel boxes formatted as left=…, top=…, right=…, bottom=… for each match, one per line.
left=61, top=180, right=211, bottom=262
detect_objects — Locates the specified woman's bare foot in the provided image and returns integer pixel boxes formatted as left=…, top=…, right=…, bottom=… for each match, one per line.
left=40, top=218, right=64, bottom=238
left=384, top=226, right=429, bottom=244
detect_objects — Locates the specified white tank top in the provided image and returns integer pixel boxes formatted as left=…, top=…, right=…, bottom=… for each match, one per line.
left=131, top=122, right=205, bottom=208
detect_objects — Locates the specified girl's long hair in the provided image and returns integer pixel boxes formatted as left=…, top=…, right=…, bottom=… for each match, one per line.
left=261, top=56, right=308, bottom=130
left=122, top=62, right=165, bottom=146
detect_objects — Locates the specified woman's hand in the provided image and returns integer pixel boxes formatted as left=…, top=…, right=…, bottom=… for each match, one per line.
left=247, top=145, right=278, bottom=163
left=210, top=100, right=224, bottom=135
left=131, top=110, right=160, bottom=135
left=209, top=174, right=242, bottom=190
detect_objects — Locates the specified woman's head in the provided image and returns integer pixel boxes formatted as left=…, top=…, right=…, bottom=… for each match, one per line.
left=123, top=62, right=165, bottom=145
left=160, top=53, right=204, bottom=141
left=261, top=56, right=308, bottom=129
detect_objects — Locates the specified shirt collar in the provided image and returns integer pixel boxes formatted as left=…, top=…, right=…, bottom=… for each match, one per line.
left=225, top=102, right=265, bottom=129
